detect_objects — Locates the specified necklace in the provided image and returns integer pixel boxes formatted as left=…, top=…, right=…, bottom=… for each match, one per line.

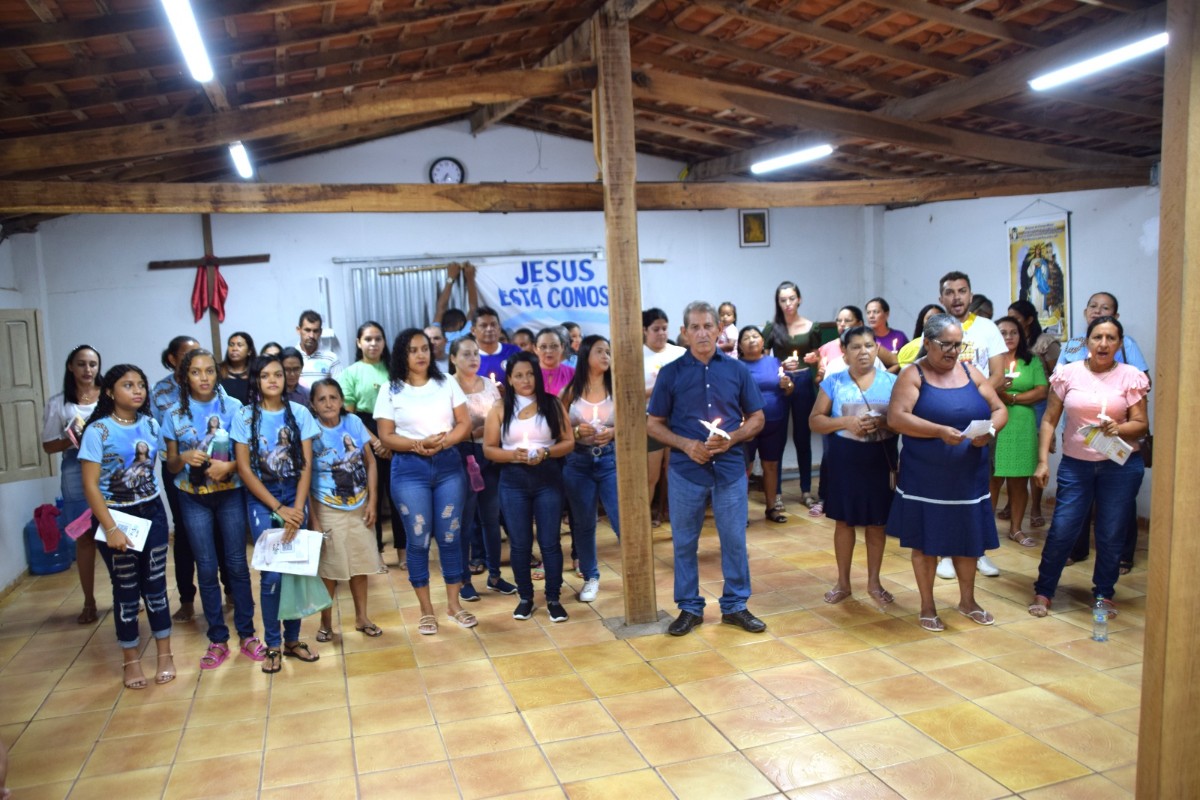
left=110, top=411, right=137, bottom=424
left=77, top=386, right=98, bottom=404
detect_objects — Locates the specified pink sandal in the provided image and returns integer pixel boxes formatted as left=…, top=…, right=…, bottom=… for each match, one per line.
left=200, top=642, right=229, bottom=671
left=239, top=636, right=267, bottom=662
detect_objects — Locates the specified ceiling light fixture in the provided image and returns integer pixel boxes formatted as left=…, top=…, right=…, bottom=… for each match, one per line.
left=1029, top=32, right=1168, bottom=91
left=750, top=144, right=835, bottom=175
left=161, top=0, right=214, bottom=83
left=228, top=142, right=254, bottom=179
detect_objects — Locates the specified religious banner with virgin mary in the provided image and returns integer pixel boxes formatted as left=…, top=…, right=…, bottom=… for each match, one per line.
left=1008, top=212, right=1070, bottom=341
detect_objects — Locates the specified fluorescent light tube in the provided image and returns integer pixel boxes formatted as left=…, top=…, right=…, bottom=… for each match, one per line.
left=161, top=0, right=214, bottom=83
left=750, top=144, right=835, bottom=175
left=1029, top=32, right=1168, bottom=91
left=229, top=142, right=254, bottom=179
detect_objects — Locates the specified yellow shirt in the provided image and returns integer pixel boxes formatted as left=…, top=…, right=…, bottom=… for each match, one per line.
left=897, top=339, right=922, bottom=367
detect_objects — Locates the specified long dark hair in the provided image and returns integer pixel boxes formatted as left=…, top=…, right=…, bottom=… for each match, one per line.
left=562, top=335, right=612, bottom=406
left=768, top=280, right=801, bottom=351
left=995, top=316, right=1032, bottom=364
left=247, top=354, right=305, bottom=475
left=1007, top=299, right=1044, bottom=348
left=354, top=320, right=391, bottom=363
left=161, top=335, right=199, bottom=371
left=62, top=344, right=102, bottom=404
left=309, top=378, right=349, bottom=420
left=84, top=364, right=151, bottom=431
left=911, top=303, right=944, bottom=342
left=175, top=349, right=229, bottom=419
left=220, top=331, right=256, bottom=377
left=447, top=334, right=478, bottom=376
left=388, top=328, right=445, bottom=389
left=501, top=351, right=564, bottom=439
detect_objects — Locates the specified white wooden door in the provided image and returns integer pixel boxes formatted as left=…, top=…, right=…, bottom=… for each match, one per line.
left=0, top=309, right=50, bottom=484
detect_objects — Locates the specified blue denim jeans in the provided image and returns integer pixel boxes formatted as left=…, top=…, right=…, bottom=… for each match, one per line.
left=563, top=444, right=621, bottom=581
left=60, top=449, right=90, bottom=526
left=96, top=497, right=172, bottom=648
left=1035, top=452, right=1145, bottom=601
left=458, top=442, right=503, bottom=583
left=668, top=469, right=752, bottom=615
left=246, top=481, right=305, bottom=648
left=179, top=488, right=255, bottom=643
left=390, top=450, right=467, bottom=588
left=499, top=460, right=564, bottom=602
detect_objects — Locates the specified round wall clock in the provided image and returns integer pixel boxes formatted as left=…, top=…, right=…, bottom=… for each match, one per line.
left=429, top=157, right=465, bottom=184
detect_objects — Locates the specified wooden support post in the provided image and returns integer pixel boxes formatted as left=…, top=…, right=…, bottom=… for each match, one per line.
left=1138, top=1, right=1200, bottom=796
left=596, top=10, right=656, bottom=626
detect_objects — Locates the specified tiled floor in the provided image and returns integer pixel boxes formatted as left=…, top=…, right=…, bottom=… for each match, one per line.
left=0, top=491, right=1143, bottom=799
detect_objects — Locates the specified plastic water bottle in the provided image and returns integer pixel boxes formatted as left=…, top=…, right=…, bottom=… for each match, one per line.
left=1092, top=600, right=1109, bottom=642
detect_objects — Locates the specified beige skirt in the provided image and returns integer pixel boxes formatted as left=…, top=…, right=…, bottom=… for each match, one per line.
left=317, top=505, right=385, bottom=581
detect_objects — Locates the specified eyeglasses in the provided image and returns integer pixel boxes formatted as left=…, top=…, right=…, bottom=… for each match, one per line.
left=931, top=339, right=965, bottom=353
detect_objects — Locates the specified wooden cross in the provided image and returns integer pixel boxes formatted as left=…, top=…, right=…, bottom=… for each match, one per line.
left=147, top=214, right=270, bottom=359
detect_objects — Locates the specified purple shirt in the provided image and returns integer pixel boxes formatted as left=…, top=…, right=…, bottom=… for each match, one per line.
left=543, top=364, right=576, bottom=397
left=876, top=329, right=909, bottom=353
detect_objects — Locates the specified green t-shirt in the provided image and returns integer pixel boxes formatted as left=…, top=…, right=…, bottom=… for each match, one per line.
left=338, top=360, right=389, bottom=413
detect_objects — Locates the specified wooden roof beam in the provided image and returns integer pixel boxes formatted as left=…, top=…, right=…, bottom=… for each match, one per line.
left=0, top=169, right=1153, bottom=215
left=0, top=65, right=596, bottom=174
left=864, top=0, right=1057, bottom=49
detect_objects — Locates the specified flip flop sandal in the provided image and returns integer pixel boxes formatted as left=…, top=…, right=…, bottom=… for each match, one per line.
left=448, top=610, right=478, bottom=629
left=123, top=660, right=147, bottom=690
left=355, top=623, right=383, bottom=637
left=996, top=507, right=1011, bottom=521
left=1029, top=515, right=1046, bottom=528
left=156, top=652, right=176, bottom=684
left=261, top=649, right=282, bottom=674
left=919, top=616, right=945, bottom=632
left=1028, top=596, right=1051, bottom=617
left=823, top=587, right=851, bottom=605
left=801, top=493, right=818, bottom=508
left=766, top=507, right=788, bottom=523
left=868, top=588, right=895, bottom=607
left=957, top=607, right=995, bottom=626
left=200, top=642, right=230, bottom=671
left=240, top=636, right=267, bottom=662
left=1119, top=561, right=1134, bottom=575
left=532, top=567, right=545, bottom=581
left=417, top=615, right=438, bottom=636
left=77, top=603, right=98, bottom=625
left=315, top=627, right=334, bottom=643
left=1008, top=530, right=1038, bottom=547
left=283, top=641, right=319, bottom=662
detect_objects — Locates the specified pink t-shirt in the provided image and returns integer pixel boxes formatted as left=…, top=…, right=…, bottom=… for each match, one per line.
left=1051, top=361, right=1149, bottom=461
left=542, top=364, right=575, bottom=397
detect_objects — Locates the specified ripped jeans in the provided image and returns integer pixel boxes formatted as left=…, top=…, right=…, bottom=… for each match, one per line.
left=95, top=497, right=172, bottom=648
left=390, top=450, right=466, bottom=589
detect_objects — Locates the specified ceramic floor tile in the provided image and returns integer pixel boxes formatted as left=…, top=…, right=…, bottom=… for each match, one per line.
left=346, top=669, right=425, bottom=705
left=650, top=649, right=739, bottom=685
left=624, top=716, right=735, bottom=765
left=265, top=705, right=351, bottom=749
left=358, top=762, right=460, bottom=799
left=1103, top=705, right=1141, bottom=735
left=925, top=661, right=1034, bottom=699
left=957, top=733, right=1090, bottom=793
left=562, top=768, right=675, bottom=799
left=751, top=661, right=849, bottom=699
left=1033, top=718, right=1138, bottom=771
left=625, top=630, right=713, bottom=660
left=706, top=701, right=816, bottom=749
left=477, top=628, right=556, bottom=658
left=542, top=731, right=647, bottom=783
left=1019, top=773, right=1133, bottom=800
left=578, top=662, right=669, bottom=697
left=80, top=729, right=182, bottom=778
left=825, top=717, right=947, bottom=769
left=946, top=627, right=1034, bottom=659
left=69, top=765, right=171, bottom=800
left=1042, top=672, right=1142, bottom=715
left=786, top=772, right=904, bottom=799
left=989, top=647, right=1096, bottom=685
left=418, top=658, right=499, bottom=693
left=657, top=751, right=780, bottom=799
left=507, top=673, right=595, bottom=710
left=741, top=733, right=867, bottom=792
left=1047, top=637, right=1142, bottom=671
left=261, top=738, right=356, bottom=789
left=102, top=698, right=193, bottom=739
left=559, top=640, right=643, bottom=671
left=522, top=700, right=620, bottom=744
left=348, top=695, right=435, bottom=736
left=1103, top=763, right=1137, bottom=793
left=902, top=701, right=1020, bottom=750
left=187, top=688, right=268, bottom=726
left=676, top=673, right=776, bottom=714
left=439, top=711, right=534, bottom=758
left=818, top=649, right=914, bottom=685
left=493, top=649, right=573, bottom=682
left=175, top=718, right=266, bottom=762
left=163, top=752, right=263, bottom=800
left=428, top=683, right=516, bottom=722
left=873, top=752, right=1009, bottom=800
left=716, top=639, right=809, bottom=671
left=973, top=687, right=1095, bottom=733
left=259, top=775, right=358, bottom=799
left=267, top=677, right=349, bottom=716
left=882, top=638, right=978, bottom=672
left=354, top=725, right=448, bottom=773
left=5, top=744, right=90, bottom=788
left=600, top=687, right=698, bottom=729
left=452, top=744, right=558, bottom=800
left=858, top=673, right=964, bottom=715
left=786, top=687, right=893, bottom=732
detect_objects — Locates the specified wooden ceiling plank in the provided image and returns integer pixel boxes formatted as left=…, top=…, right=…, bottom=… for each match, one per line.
left=878, top=2, right=1166, bottom=121
left=0, top=168, right=1153, bottom=214
left=865, top=0, right=1055, bottom=49
left=692, top=0, right=978, bottom=77
left=0, top=64, right=597, bottom=174
left=971, top=103, right=1161, bottom=149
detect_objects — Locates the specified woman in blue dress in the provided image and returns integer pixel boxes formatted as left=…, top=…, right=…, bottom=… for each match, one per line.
left=886, top=314, right=1008, bottom=632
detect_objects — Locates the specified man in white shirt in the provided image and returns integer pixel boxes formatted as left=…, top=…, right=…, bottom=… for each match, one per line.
left=425, top=325, right=450, bottom=374
left=937, top=272, right=1006, bottom=579
left=296, top=309, right=341, bottom=388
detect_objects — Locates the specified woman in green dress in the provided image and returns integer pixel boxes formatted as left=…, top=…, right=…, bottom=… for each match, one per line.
left=990, top=316, right=1047, bottom=547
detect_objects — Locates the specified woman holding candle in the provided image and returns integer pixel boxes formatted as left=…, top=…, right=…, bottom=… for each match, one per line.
left=643, top=308, right=686, bottom=527
left=1028, top=316, right=1147, bottom=618
left=562, top=335, right=619, bottom=601
left=483, top=352, right=575, bottom=621
left=810, top=326, right=898, bottom=607
left=865, top=297, right=908, bottom=354
left=736, top=325, right=793, bottom=522
left=989, top=317, right=1047, bottom=548
left=762, top=281, right=824, bottom=508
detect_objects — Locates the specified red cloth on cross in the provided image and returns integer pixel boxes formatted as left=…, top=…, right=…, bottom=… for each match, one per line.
left=190, top=262, right=229, bottom=323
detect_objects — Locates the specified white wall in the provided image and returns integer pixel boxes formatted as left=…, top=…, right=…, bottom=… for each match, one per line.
left=881, top=185, right=1161, bottom=513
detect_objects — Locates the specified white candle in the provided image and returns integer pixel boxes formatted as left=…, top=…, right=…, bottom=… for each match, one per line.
left=1005, top=360, right=1020, bottom=379
left=489, top=372, right=496, bottom=382
left=521, top=433, right=533, bottom=462
left=778, top=365, right=784, bottom=378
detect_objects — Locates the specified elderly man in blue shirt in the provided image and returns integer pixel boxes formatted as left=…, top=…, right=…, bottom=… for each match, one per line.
left=648, top=301, right=767, bottom=637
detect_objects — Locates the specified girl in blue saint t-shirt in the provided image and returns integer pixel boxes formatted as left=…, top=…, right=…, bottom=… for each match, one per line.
left=308, top=379, right=384, bottom=642
left=79, top=363, right=176, bottom=691
left=162, top=348, right=260, bottom=671
left=232, top=353, right=320, bottom=674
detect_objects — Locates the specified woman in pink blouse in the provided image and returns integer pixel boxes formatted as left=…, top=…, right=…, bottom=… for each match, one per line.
left=535, top=327, right=576, bottom=396
left=1029, top=316, right=1148, bottom=619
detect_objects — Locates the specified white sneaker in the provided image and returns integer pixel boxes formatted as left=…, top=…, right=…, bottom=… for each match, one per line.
left=936, top=557, right=955, bottom=580
left=977, top=555, right=1000, bottom=577
left=579, top=578, right=599, bottom=603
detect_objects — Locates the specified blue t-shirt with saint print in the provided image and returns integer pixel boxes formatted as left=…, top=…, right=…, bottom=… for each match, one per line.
left=230, top=402, right=320, bottom=484
left=161, top=393, right=244, bottom=494
left=79, top=415, right=162, bottom=506
left=312, top=414, right=371, bottom=510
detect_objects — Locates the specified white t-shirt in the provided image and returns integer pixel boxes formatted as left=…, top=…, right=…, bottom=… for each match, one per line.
left=959, top=313, right=1006, bottom=377
left=42, top=394, right=97, bottom=447
left=373, top=378, right=466, bottom=439
left=643, top=343, right=686, bottom=393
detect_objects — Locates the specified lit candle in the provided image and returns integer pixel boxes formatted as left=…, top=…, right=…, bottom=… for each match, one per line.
left=489, top=372, right=496, bottom=382
left=521, top=432, right=533, bottom=462
left=1005, top=360, right=1020, bottom=379
left=778, top=365, right=785, bottom=379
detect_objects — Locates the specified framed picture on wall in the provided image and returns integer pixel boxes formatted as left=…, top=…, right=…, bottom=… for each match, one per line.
left=1007, top=212, right=1070, bottom=341
left=739, top=209, right=770, bottom=248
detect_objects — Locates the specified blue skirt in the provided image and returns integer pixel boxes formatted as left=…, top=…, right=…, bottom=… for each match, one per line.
left=823, top=434, right=894, bottom=527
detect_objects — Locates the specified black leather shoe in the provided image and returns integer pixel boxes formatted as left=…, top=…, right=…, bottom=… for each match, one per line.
left=668, top=611, right=704, bottom=636
left=721, top=609, right=767, bottom=633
